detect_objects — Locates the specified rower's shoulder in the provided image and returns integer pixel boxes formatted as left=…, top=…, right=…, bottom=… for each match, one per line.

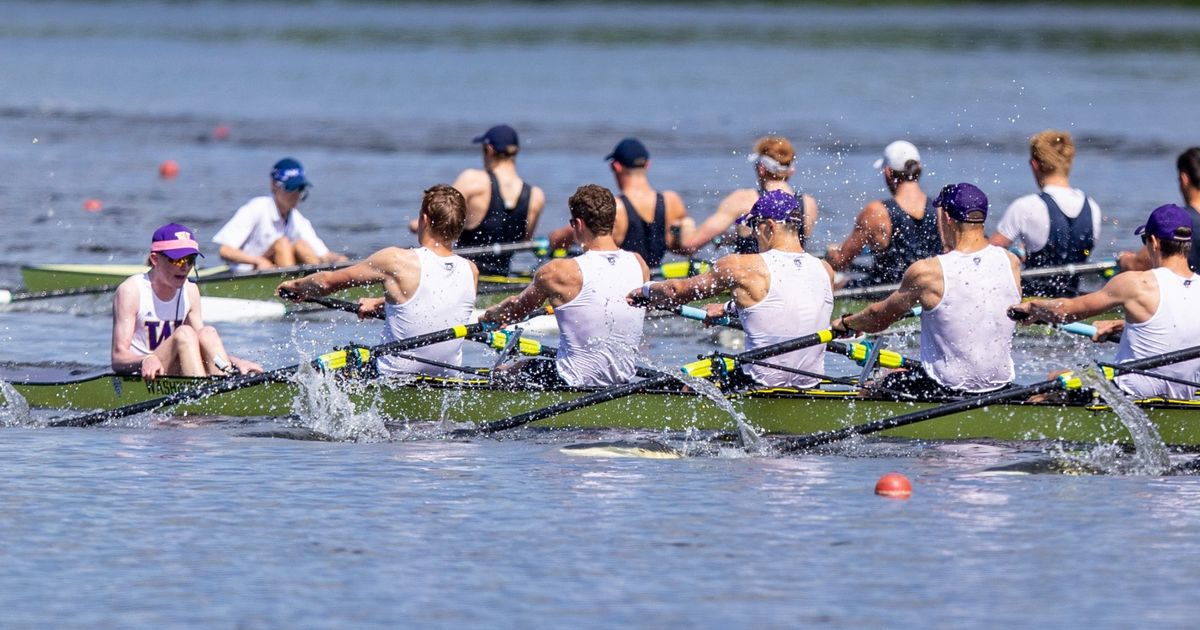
left=452, top=168, right=490, bottom=193
left=715, top=188, right=758, bottom=215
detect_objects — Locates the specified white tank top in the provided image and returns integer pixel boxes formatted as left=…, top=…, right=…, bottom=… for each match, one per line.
left=919, top=246, right=1018, bottom=392
left=377, top=248, right=476, bottom=377
left=129, top=273, right=191, bottom=356
left=738, top=250, right=833, bottom=388
left=555, top=250, right=645, bottom=387
left=1114, top=267, right=1200, bottom=400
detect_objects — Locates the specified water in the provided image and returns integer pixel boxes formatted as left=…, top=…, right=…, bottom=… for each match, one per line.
left=3, top=1, right=1200, bottom=626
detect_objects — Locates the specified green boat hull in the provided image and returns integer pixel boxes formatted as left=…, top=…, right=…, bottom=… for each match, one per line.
left=7, top=372, right=1200, bottom=445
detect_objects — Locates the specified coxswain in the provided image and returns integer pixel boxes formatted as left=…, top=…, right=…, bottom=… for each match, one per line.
left=825, top=140, right=940, bottom=286
left=834, top=183, right=1022, bottom=400
left=629, top=190, right=834, bottom=388
left=677, top=135, right=818, bottom=256
left=989, top=130, right=1102, bottom=296
left=481, top=184, right=650, bottom=387
left=112, top=223, right=262, bottom=379
left=549, top=138, right=689, bottom=266
left=1010, top=203, right=1200, bottom=400
left=277, top=185, right=478, bottom=377
left=212, top=158, right=347, bottom=270
left=1118, top=147, right=1200, bottom=274
left=449, top=124, right=546, bottom=275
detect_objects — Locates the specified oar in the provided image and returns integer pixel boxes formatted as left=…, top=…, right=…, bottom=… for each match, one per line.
left=776, top=343, right=1200, bottom=452
left=1006, top=306, right=1122, bottom=343
left=836, top=259, right=1118, bottom=301
left=463, top=329, right=838, bottom=435
left=0, top=284, right=126, bottom=304
left=46, top=310, right=546, bottom=428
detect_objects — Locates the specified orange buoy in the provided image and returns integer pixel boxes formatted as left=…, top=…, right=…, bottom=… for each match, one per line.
left=213, top=125, right=231, bottom=140
left=159, top=160, right=180, bottom=179
left=82, top=198, right=103, bottom=213
left=875, top=472, right=912, bottom=499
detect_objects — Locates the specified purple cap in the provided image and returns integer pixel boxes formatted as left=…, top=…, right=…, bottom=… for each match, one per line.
left=1135, top=204, right=1194, bottom=242
left=736, top=190, right=803, bottom=225
left=934, top=183, right=988, bottom=223
left=271, top=158, right=310, bottom=192
left=150, top=223, right=204, bottom=259
left=473, top=125, right=519, bottom=152
left=606, top=138, right=649, bottom=168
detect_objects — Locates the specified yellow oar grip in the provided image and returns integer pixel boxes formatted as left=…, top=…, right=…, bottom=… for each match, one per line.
left=1056, top=366, right=1117, bottom=391
left=818, top=329, right=834, bottom=344
left=452, top=324, right=469, bottom=338
left=483, top=331, right=547, bottom=357
left=313, top=347, right=371, bottom=371
left=680, top=356, right=736, bottom=378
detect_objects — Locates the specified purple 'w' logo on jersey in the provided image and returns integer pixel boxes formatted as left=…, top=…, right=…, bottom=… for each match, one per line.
left=146, top=320, right=184, bottom=350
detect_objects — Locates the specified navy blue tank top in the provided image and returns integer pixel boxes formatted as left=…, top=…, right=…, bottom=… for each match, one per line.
left=1024, top=192, right=1094, bottom=296
left=864, top=199, right=941, bottom=285
left=734, top=189, right=805, bottom=255
left=620, top=193, right=667, bottom=266
left=456, top=171, right=531, bottom=275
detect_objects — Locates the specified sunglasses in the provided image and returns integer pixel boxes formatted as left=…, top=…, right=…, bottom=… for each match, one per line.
left=165, top=254, right=198, bottom=269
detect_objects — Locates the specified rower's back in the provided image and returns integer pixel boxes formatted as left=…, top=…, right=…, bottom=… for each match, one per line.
left=739, top=250, right=833, bottom=388
left=919, top=245, right=1018, bottom=392
left=1115, top=267, right=1200, bottom=400
left=555, top=250, right=645, bottom=387
left=377, top=247, right=476, bottom=377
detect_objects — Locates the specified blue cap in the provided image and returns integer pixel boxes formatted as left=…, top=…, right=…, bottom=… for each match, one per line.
left=473, top=125, right=519, bottom=152
left=606, top=138, right=649, bottom=168
left=934, top=183, right=988, bottom=223
left=1135, top=204, right=1194, bottom=242
left=736, top=190, right=803, bottom=225
left=271, top=158, right=310, bottom=192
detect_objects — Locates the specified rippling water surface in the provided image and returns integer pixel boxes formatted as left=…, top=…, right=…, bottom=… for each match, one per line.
left=2, top=1, right=1200, bottom=626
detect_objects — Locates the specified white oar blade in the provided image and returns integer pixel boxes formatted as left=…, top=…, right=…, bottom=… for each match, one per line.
left=201, top=296, right=287, bottom=322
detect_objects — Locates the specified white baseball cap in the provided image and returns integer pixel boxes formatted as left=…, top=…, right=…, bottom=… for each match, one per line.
left=873, top=140, right=921, bottom=170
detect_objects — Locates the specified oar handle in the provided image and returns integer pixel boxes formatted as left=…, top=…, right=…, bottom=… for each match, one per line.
left=676, top=304, right=735, bottom=328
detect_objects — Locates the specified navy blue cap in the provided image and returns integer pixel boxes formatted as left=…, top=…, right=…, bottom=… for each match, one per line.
left=934, top=183, right=988, bottom=223
left=1136, top=204, right=1194, bottom=242
left=271, top=158, right=310, bottom=192
left=473, top=125, right=519, bottom=152
left=606, top=138, right=649, bottom=168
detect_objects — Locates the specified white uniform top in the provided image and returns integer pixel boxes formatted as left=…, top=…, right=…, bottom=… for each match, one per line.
left=554, top=250, right=645, bottom=387
left=128, top=273, right=191, bottom=356
left=995, top=185, right=1102, bottom=253
left=211, top=196, right=331, bottom=271
left=377, top=248, right=476, bottom=377
left=738, top=250, right=833, bottom=388
left=1114, top=267, right=1200, bottom=400
left=919, top=246, right=1018, bottom=392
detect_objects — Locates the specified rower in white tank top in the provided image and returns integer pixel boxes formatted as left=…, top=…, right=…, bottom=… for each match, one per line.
left=1114, top=267, right=1200, bottom=400
left=919, top=245, right=1018, bottom=392
left=738, top=249, right=833, bottom=388
left=377, top=247, right=476, bottom=377
left=555, top=249, right=646, bottom=387
left=129, top=273, right=191, bottom=355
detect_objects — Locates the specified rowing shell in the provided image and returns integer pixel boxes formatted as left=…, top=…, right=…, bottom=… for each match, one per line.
left=6, top=370, right=1200, bottom=446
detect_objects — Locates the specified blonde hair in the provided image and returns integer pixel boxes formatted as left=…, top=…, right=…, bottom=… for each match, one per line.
left=1030, top=130, right=1075, bottom=177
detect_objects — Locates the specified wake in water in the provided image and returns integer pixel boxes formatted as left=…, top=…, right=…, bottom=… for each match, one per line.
left=0, top=379, right=31, bottom=427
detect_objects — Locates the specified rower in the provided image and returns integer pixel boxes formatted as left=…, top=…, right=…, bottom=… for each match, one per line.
left=1010, top=203, right=1200, bottom=400
left=989, top=130, right=1102, bottom=296
left=825, top=140, right=940, bottom=287
left=112, top=224, right=263, bottom=380
left=834, top=183, right=1022, bottom=400
left=629, top=189, right=834, bottom=388
left=212, top=158, right=348, bottom=271
left=480, top=184, right=650, bottom=387
left=450, top=124, right=546, bottom=275
left=548, top=138, right=690, bottom=266
left=1118, top=147, right=1200, bottom=274
left=677, top=135, right=818, bottom=256
left=276, top=185, right=479, bottom=377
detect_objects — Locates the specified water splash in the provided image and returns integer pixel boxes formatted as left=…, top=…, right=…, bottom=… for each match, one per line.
left=0, top=380, right=31, bottom=427
left=1074, top=366, right=1170, bottom=475
left=646, top=358, right=765, bottom=454
left=290, top=363, right=388, bottom=443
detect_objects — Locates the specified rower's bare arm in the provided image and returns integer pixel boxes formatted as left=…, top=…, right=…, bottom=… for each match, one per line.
left=218, top=244, right=273, bottom=269
left=110, top=281, right=142, bottom=372
left=630, top=256, right=737, bottom=309
left=452, top=169, right=490, bottom=207
left=481, top=259, right=569, bottom=325
left=826, top=202, right=887, bottom=271
left=680, top=189, right=753, bottom=254
left=612, top=196, right=629, bottom=247
left=663, top=191, right=690, bottom=254
left=183, top=283, right=205, bottom=330
left=803, top=194, right=819, bottom=244
left=1020, top=273, right=1137, bottom=324
left=525, top=186, right=546, bottom=238
left=548, top=224, right=576, bottom=250
left=844, top=260, right=929, bottom=333
left=988, top=231, right=1014, bottom=249
left=1118, top=246, right=1153, bottom=272
left=276, top=248, right=395, bottom=300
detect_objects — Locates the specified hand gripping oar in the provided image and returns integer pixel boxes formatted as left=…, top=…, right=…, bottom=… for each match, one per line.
left=776, top=343, right=1200, bottom=452
left=837, top=259, right=1118, bottom=302
left=45, top=314, right=549, bottom=428
left=464, top=329, right=839, bottom=435
left=1006, top=306, right=1122, bottom=343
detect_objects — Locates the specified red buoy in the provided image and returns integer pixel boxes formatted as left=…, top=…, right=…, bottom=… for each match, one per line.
left=82, top=198, right=103, bottom=213
left=159, top=160, right=180, bottom=179
left=875, top=472, right=912, bottom=499
left=213, top=125, right=231, bottom=140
